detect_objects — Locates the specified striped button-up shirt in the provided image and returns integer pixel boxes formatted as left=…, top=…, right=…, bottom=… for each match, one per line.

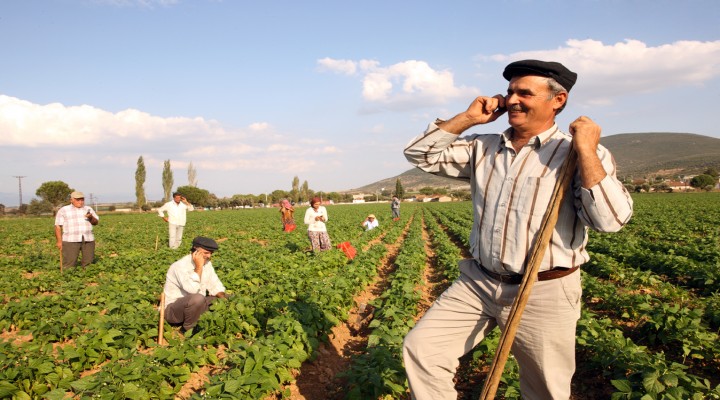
left=404, top=122, right=633, bottom=275
left=55, top=204, right=99, bottom=243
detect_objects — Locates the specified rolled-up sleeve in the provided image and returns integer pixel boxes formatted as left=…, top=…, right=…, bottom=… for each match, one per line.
left=575, top=146, right=633, bottom=232
left=403, top=122, right=474, bottom=180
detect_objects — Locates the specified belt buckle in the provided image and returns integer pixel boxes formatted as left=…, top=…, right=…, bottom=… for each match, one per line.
left=499, top=274, right=514, bottom=283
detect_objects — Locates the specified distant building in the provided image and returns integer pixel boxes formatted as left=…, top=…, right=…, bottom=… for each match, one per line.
left=408, top=195, right=453, bottom=202
left=667, top=181, right=692, bottom=191
left=352, top=194, right=366, bottom=204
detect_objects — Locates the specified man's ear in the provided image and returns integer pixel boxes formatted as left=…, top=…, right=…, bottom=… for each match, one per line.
left=553, top=92, right=568, bottom=112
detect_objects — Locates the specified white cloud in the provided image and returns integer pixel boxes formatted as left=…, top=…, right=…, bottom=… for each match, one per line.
left=0, top=95, right=227, bottom=147
left=298, top=138, right=327, bottom=145
left=318, top=58, right=479, bottom=109
left=249, top=122, right=270, bottom=131
left=0, top=93, right=352, bottom=199
left=315, top=146, right=340, bottom=155
left=487, top=39, right=720, bottom=105
left=318, top=40, right=720, bottom=112
left=317, top=58, right=357, bottom=75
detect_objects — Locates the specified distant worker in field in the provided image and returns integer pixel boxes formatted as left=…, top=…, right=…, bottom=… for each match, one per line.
left=391, top=196, right=401, bottom=220
left=361, top=214, right=379, bottom=231
left=163, top=236, right=226, bottom=335
left=279, top=199, right=296, bottom=232
left=402, top=59, right=633, bottom=399
left=157, top=192, right=194, bottom=249
left=304, top=197, right=331, bottom=251
left=55, top=191, right=100, bottom=269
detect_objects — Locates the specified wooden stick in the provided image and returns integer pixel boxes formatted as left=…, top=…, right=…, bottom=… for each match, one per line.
left=479, top=148, right=577, bottom=399
left=158, top=292, right=166, bottom=346
left=155, top=234, right=159, bottom=251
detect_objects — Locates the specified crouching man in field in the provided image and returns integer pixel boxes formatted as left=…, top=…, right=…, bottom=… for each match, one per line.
left=163, top=236, right=227, bottom=334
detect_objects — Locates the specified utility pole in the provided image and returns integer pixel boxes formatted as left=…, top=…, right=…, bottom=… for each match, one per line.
left=89, top=193, right=97, bottom=210
left=13, top=176, right=26, bottom=208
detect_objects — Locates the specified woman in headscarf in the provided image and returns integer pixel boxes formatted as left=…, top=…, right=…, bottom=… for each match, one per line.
left=280, top=199, right=296, bottom=232
left=303, top=197, right=331, bottom=251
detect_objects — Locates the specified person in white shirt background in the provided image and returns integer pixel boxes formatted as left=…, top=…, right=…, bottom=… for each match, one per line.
left=303, top=196, right=331, bottom=252
left=157, top=192, right=194, bottom=249
left=361, top=214, right=379, bottom=231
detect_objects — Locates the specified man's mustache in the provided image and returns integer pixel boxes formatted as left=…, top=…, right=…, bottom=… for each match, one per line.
left=508, top=105, right=525, bottom=112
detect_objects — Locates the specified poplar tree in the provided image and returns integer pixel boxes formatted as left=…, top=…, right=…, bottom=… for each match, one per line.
left=291, top=176, right=300, bottom=204
left=301, top=180, right=309, bottom=203
left=188, top=162, right=198, bottom=187
left=395, top=178, right=405, bottom=199
left=162, top=160, right=174, bottom=202
left=135, top=156, right=146, bottom=209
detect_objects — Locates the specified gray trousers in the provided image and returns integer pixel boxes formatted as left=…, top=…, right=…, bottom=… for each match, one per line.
left=403, top=259, right=581, bottom=400
left=61, top=241, right=95, bottom=269
left=164, top=293, right=217, bottom=331
left=168, top=223, right=185, bottom=249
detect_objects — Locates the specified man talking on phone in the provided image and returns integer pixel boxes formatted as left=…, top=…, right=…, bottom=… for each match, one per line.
left=402, top=60, right=633, bottom=399
left=163, top=236, right=226, bottom=335
left=157, top=191, right=194, bottom=249
left=55, top=191, right=100, bottom=269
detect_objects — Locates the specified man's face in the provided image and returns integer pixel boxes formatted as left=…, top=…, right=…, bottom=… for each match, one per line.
left=71, top=197, right=85, bottom=208
left=505, top=75, right=565, bottom=135
left=173, top=194, right=182, bottom=203
left=195, top=247, right=213, bottom=264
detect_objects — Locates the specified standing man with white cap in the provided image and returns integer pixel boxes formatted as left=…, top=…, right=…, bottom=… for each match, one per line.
left=55, top=191, right=100, bottom=269
left=157, top=192, right=194, bottom=249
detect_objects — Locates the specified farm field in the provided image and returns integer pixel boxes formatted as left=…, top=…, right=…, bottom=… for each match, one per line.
left=1, top=193, right=719, bottom=399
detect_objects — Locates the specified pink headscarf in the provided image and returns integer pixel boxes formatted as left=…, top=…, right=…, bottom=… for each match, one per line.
left=281, top=199, right=292, bottom=209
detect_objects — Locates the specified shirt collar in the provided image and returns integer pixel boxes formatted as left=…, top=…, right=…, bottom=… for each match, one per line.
left=501, top=124, right=560, bottom=149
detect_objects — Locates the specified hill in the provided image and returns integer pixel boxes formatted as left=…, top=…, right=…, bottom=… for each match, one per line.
left=600, top=132, right=720, bottom=178
left=348, top=132, right=720, bottom=193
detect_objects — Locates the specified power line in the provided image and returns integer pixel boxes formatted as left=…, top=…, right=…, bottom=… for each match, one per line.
left=13, top=176, right=26, bottom=208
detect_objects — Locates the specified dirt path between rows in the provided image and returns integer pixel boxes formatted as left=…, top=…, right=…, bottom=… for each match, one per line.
left=269, top=216, right=415, bottom=400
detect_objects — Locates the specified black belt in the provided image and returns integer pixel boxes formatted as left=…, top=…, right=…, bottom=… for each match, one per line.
left=479, top=264, right=578, bottom=284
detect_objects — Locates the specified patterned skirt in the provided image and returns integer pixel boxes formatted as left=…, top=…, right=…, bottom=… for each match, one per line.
left=307, top=231, right=331, bottom=251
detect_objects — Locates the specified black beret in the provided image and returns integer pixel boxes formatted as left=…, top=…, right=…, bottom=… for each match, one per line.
left=503, top=60, right=577, bottom=92
left=192, top=236, right=219, bottom=252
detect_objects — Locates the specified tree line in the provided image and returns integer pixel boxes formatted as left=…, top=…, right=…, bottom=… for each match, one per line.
left=7, top=156, right=408, bottom=215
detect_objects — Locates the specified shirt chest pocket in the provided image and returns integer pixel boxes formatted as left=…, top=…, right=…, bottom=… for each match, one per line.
left=513, top=176, right=558, bottom=216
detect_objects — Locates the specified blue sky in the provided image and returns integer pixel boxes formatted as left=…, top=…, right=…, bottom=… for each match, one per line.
left=1, top=0, right=719, bottom=206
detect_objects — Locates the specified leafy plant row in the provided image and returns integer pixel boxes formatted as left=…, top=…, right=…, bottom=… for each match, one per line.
left=576, top=309, right=720, bottom=399
left=582, top=272, right=719, bottom=371
left=585, top=253, right=720, bottom=330
left=342, top=210, right=425, bottom=399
